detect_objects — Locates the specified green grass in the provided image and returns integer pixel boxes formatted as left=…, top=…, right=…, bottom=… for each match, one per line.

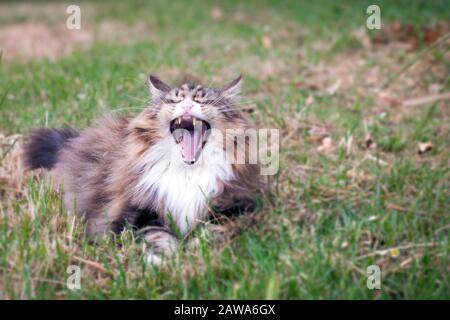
left=0, top=0, right=449, bottom=299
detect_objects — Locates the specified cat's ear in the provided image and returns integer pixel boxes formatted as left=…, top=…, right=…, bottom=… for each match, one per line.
left=148, top=74, right=171, bottom=100
left=221, top=75, right=242, bottom=101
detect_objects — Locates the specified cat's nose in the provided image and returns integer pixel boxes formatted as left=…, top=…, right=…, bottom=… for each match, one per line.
left=182, top=104, right=193, bottom=112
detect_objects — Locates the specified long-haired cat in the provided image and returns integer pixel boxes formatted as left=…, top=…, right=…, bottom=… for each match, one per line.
left=23, top=74, right=264, bottom=264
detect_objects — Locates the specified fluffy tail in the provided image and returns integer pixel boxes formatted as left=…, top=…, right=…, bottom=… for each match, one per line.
left=23, top=128, right=79, bottom=170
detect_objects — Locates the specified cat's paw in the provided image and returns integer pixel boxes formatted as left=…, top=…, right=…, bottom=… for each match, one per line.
left=187, top=236, right=201, bottom=250
left=146, top=253, right=163, bottom=266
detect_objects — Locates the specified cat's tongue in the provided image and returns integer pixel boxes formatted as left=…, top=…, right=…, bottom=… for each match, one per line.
left=180, top=123, right=203, bottom=163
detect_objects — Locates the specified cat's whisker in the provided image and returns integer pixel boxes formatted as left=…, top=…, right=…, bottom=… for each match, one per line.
left=100, top=106, right=148, bottom=118
left=217, top=102, right=256, bottom=108
left=109, top=107, right=147, bottom=113
left=215, top=103, right=256, bottom=111
left=123, top=94, right=151, bottom=104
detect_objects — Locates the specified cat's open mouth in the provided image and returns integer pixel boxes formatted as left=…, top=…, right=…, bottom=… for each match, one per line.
left=170, top=115, right=211, bottom=165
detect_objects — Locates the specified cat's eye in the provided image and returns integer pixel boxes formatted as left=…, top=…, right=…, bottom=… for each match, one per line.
left=165, top=97, right=182, bottom=104
left=202, top=99, right=221, bottom=106
left=193, top=97, right=205, bottom=103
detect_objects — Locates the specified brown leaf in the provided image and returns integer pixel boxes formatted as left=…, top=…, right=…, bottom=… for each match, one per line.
left=317, top=136, right=334, bottom=153
left=378, top=91, right=402, bottom=107
left=308, top=126, right=329, bottom=143
left=364, top=132, right=377, bottom=150
left=296, top=81, right=321, bottom=91
left=418, top=142, right=433, bottom=155
left=326, top=79, right=342, bottom=95
left=424, top=27, right=442, bottom=45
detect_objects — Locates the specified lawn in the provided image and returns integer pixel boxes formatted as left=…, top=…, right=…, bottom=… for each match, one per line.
left=0, top=0, right=449, bottom=299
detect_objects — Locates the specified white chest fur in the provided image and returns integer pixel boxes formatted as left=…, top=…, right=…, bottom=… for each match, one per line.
left=135, top=136, right=233, bottom=235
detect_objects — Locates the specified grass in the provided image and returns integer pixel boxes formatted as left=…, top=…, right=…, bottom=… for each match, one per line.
left=0, top=0, right=449, bottom=299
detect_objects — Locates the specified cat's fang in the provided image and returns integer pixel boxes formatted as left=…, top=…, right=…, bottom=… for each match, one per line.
left=169, top=115, right=211, bottom=165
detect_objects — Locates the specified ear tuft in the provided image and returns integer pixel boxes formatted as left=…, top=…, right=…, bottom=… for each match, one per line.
left=221, top=75, right=242, bottom=101
left=148, top=74, right=171, bottom=101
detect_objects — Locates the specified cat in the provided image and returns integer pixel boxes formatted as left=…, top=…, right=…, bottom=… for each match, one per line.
left=23, top=74, right=264, bottom=264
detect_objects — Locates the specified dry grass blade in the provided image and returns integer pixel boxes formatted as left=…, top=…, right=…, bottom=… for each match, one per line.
left=71, top=255, right=112, bottom=275
left=402, top=92, right=450, bottom=107
left=356, top=242, right=442, bottom=261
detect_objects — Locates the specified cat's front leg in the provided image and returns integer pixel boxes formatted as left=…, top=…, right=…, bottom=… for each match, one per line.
left=211, top=189, right=258, bottom=219
left=114, top=206, right=179, bottom=265
left=141, top=226, right=179, bottom=265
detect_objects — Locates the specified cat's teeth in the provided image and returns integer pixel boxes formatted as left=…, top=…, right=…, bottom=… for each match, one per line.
left=193, top=118, right=196, bottom=126
left=176, top=117, right=181, bottom=125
